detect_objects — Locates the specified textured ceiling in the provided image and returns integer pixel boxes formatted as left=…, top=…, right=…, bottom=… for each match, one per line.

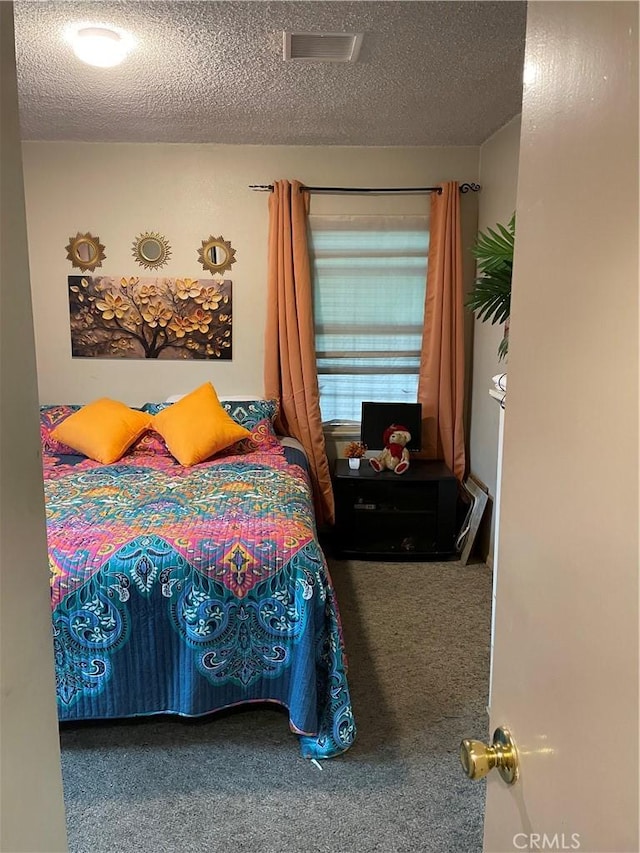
left=14, top=1, right=526, bottom=145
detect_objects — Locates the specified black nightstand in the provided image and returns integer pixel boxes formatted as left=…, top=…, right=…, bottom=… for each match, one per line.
left=332, top=458, right=458, bottom=560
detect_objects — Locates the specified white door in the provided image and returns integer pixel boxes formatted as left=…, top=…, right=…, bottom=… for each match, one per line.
left=479, top=3, right=639, bottom=852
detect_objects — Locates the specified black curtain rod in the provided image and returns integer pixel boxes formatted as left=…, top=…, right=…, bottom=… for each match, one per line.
left=248, top=183, right=481, bottom=195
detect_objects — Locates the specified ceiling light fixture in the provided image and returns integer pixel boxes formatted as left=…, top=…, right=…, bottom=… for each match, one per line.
left=65, top=24, right=135, bottom=68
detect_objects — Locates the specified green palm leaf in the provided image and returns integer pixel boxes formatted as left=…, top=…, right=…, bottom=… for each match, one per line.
left=466, top=214, right=515, bottom=359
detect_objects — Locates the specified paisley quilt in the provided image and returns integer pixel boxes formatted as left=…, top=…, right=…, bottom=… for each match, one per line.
left=43, top=443, right=355, bottom=758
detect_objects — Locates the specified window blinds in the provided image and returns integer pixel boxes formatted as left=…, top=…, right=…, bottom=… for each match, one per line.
left=309, top=215, right=429, bottom=423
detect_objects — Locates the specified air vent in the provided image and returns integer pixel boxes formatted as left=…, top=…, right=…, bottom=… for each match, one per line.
left=283, top=32, right=363, bottom=63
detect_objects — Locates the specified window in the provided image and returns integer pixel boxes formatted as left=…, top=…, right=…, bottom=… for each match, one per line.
left=309, top=215, right=429, bottom=424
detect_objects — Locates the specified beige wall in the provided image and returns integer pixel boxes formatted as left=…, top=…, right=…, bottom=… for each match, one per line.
left=469, top=115, right=521, bottom=563
left=22, top=142, right=479, bottom=407
left=0, top=5, right=68, bottom=851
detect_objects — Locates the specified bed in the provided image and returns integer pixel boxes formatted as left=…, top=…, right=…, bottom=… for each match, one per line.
left=40, top=399, right=355, bottom=759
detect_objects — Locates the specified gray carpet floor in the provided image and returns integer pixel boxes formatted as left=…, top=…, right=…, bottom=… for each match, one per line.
left=60, top=557, right=492, bottom=853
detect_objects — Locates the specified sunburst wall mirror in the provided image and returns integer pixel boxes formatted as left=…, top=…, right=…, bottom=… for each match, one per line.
left=65, top=232, right=106, bottom=272
left=197, top=235, right=236, bottom=275
left=132, top=232, right=171, bottom=270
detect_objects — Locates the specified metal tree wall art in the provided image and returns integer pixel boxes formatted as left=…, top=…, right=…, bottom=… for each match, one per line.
left=68, top=276, right=232, bottom=360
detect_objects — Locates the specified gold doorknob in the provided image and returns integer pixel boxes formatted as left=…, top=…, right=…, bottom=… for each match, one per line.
left=460, top=726, right=519, bottom=785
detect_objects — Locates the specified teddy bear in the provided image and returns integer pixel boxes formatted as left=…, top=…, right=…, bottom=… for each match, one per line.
left=369, top=424, right=411, bottom=475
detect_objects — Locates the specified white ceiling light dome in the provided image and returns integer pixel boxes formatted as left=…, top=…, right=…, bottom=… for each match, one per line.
left=65, top=24, right=136, bottom=68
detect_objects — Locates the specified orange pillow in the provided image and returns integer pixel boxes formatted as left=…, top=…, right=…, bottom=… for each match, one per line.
left=51, top=398, right=152, bottom=464
left=152, top=382, right=251, bottom=466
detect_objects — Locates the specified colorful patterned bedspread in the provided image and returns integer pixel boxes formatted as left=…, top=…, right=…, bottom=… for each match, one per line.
left=44, top=444, right=355, bottom=758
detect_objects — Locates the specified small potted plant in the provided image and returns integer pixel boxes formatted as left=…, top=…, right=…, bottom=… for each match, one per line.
left=344, top=440, right=367, bottom=470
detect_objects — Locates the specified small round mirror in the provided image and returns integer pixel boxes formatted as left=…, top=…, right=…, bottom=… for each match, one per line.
left=76, top=241, right=94, bottom=263
left=132, top=232, right=171, bottom=269
left=208, top=244, right=228, bottom=266
left=140, top=239, right=162, bottom=262
left=65, top=233, right=106, bottom=272
left=198, top=235, right=236, bottom=275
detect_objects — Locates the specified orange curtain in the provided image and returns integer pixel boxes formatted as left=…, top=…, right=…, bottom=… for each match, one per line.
left=417, top=182, right=466, bottom=481
left=264, top=179, right=335, bottom=526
